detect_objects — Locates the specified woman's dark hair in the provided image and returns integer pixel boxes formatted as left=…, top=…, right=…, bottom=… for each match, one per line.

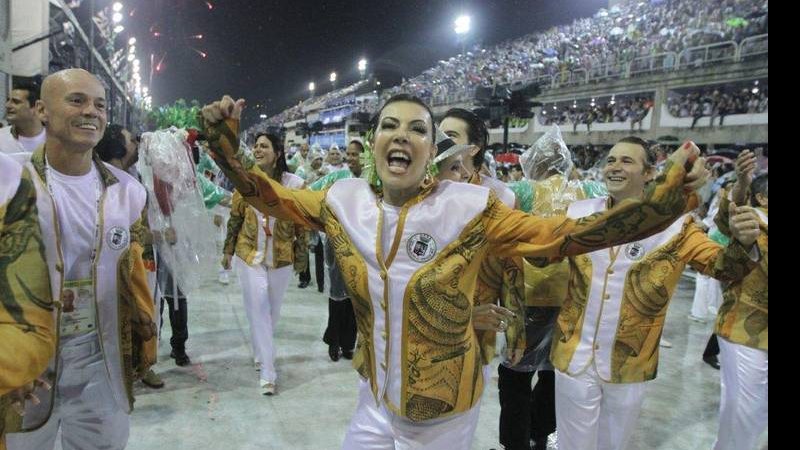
left=348, top=140, right=365, bottom=152
left=95, top=124, right=127, bottom=162
left=370, top=94, right=435, bottom=140
left=442, top=108, right=488, bottom=170
left=254, top=132, right=288, bottom=181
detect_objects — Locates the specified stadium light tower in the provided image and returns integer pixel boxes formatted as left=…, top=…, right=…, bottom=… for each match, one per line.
left=330, top=71, right=337, bottom=88
left=454, top=15, right=471, bottom=55
left=454, top=15, right=471, bottom=35
left=309, top=81, right=315, bottom=98
left=358, top=58, right=367, bottom=80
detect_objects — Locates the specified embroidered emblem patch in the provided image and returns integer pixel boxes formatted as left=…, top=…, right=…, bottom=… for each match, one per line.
left=406, top=233, right=437, bottom=263
left=624, top=242, right=645, bottom=261
left=106, top=226, right=129, bottom=250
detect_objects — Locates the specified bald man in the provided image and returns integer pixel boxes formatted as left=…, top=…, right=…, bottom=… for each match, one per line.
left=5, top=69, right=156, bottom=450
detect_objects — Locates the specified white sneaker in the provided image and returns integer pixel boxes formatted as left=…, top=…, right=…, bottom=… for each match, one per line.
left=547, top=431, right=558, bottom=449
left=660, top=338, right=673, bottom=348
left=218, top=272, right=230, bottom=285
left=260, top=381, right=276, bottom=396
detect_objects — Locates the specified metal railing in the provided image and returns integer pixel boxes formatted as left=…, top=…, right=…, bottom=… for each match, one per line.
left=678, top=41, right=738, bottom=69
left=738, top=34, right=768, bottom=60
left=628, top=52, right=679, bottom=78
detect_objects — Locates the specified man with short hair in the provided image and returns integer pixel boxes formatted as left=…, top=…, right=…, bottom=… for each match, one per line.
left=5, top=69, right=156, bottom=450
left=1, top=77, right=46, bottom=155
left=552, top=137, right=762, bottom=450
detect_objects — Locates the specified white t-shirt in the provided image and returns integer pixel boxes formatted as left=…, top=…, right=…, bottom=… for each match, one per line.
left=47, top=163, right=101, bottom=281
left=0, top=126, right=46, bottom=154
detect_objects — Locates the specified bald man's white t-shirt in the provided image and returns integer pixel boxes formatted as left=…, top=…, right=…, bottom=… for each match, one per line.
left=47, top=162, right=101, bottom=340
left=0, top=127, right=46, bottom=154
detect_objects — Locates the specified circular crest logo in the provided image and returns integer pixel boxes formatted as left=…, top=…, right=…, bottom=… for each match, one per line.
left=106, top=226, right=130, bottom=251
left=406, top=233, right=437, bottom=263
left=624, top=242, right=645, bottom=261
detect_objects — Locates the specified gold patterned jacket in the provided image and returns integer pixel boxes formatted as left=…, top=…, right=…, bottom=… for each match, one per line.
left=714, top=191, right=768, bottom=350
left=551, top=197, right=759, bottom=383
left=4, top=147, right=156, bottom=435
left=0, top=154, right=56, bottom=446
left=202, top=117, right=696, bottom=422
left=224, top=172, right=307, bottom=271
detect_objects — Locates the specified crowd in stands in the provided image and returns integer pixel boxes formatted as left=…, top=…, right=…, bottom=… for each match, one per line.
left=667, top=83, right=768, bottom=127
left=260, top=0, right=767, bottom=132
left=389, top=0, right=767, bottom=103
left=538, top=95, right=654, bottom=131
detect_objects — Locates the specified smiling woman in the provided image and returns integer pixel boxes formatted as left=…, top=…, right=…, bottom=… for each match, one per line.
left=199, top=92, right=700, bottom=448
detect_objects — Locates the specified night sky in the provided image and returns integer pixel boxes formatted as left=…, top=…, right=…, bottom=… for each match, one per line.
left=114, top=0, right=608, bottom=126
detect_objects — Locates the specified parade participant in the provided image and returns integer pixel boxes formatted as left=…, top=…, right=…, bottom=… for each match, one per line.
left=551, top=137, right=760, bottom=450
left=223, top=132, right=306, bottom=395
left=201, top=93, right=705, bottom=449
left=0, top=77, right=46, bottom=155
left=0, top=153, right=56, bottom=450
left=6, top=68, right=156, bottom=450
left=712, top=150, right=768, bottom=450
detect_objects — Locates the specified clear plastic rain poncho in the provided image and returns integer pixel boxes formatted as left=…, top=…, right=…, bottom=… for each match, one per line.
left=136, top=128, right=218, bottom=296
left=515, top=125, right=579, bottom=216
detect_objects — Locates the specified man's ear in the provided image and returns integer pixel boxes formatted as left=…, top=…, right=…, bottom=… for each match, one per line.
left=36, top=99, right=48, bottom=125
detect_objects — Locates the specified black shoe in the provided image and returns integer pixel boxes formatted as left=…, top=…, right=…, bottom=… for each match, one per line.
left=298, top=280, right=310, bottom=289
left=317, top=285, right=324, bottom=293
left=328, top=345, right=341, bottom=362
left=342, top=349, right=354, bottom=360
left=171, top=349, right=192, bottom=366
left=703, top=355, right=720, bottom=370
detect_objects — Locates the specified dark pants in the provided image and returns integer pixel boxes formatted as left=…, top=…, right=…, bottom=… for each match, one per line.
left=156, top=255, right=189, bottom=353
left=300, top=240, right=325, bottom=290
left=322, top=299, right=357, bottom=352
left=160, top=296, right=188, bottom=353
left=498, top=365, right=556, bottom=450
left=299, top=249, right=310, bottom=284
left=704, top=333, right=720, bottom=358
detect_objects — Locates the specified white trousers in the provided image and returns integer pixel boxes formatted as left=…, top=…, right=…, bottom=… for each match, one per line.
left=712, top=338, right=768, bottom=450
left=341, top=379, right=482, bottom=450
left=555, top=366, right=647, bottom=450
left=7, top=334, right=130, bottom=450
left=691, top=274, right=723, bottom=319
left=236, top=258, right=293, bottom=383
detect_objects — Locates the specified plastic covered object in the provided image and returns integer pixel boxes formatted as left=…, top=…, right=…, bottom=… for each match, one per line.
left=137, top=128, right=218, bottom=296
left=518, top=125, right=585, bottom=216
left=520, top=125, right=573, bottom=181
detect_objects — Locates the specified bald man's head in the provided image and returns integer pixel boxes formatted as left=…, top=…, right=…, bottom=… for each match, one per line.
left=38, top=69, right=107, bottom=152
